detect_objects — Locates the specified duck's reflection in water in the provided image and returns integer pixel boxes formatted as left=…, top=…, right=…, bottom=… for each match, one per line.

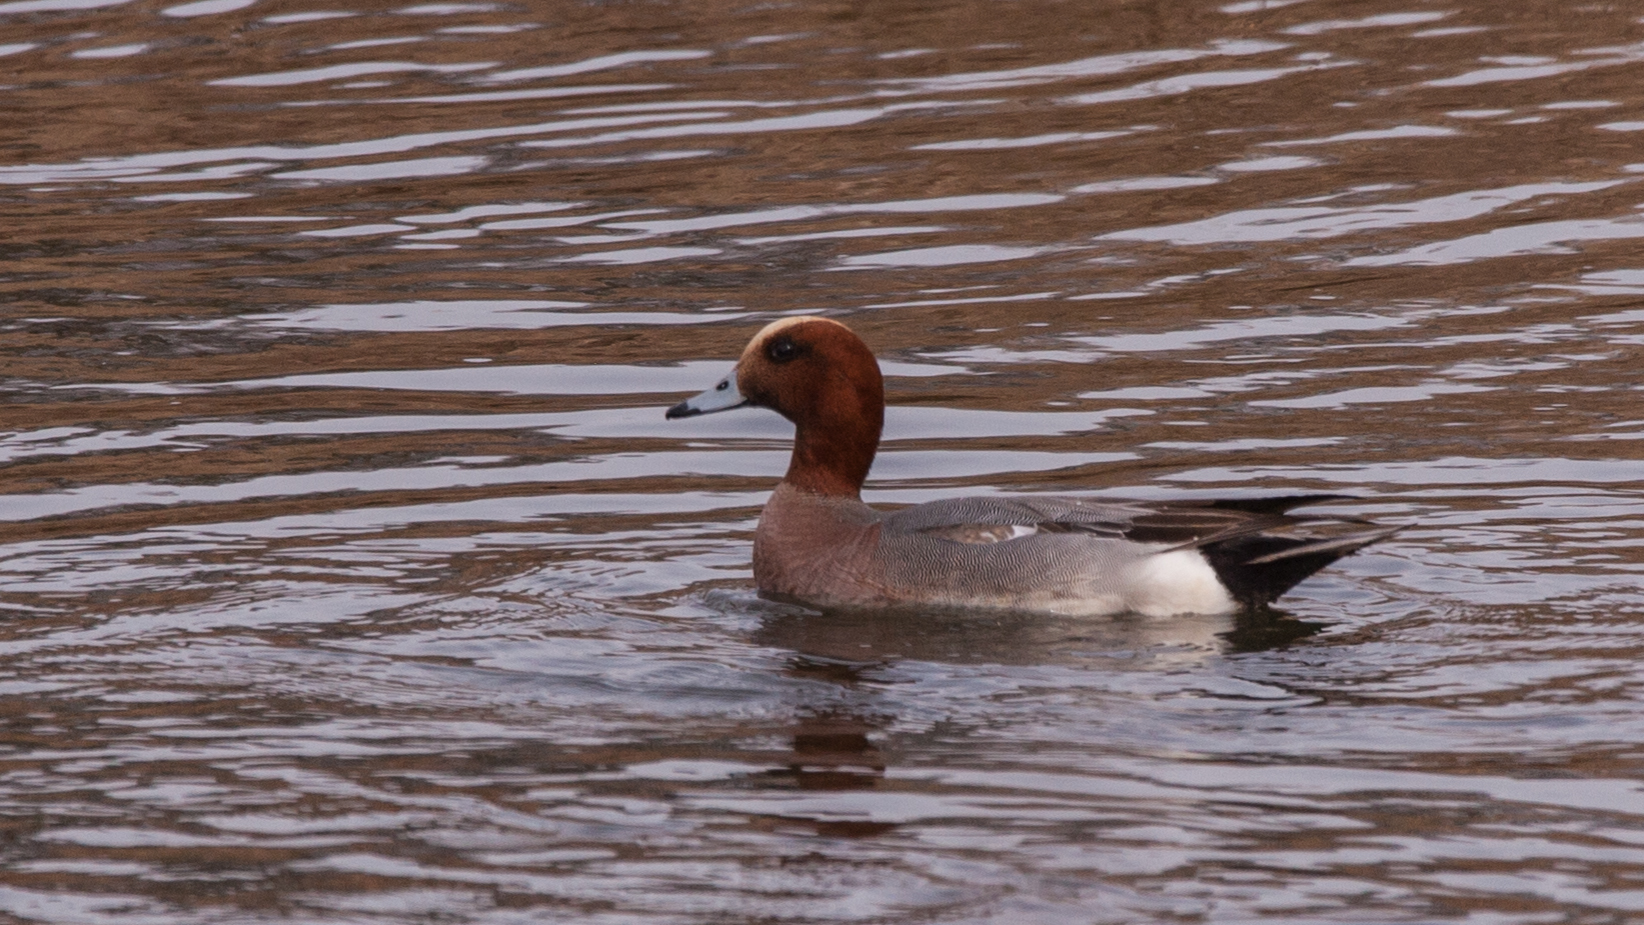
left=755, top=602, right=1325, bottom=669
left=751, top=602, right=1325, bottom=831
left=1222, top=608, right=1328, bottom=654
left=783, top=654, right=886, bottom=783
left=752, top=644, right=897, bottom=836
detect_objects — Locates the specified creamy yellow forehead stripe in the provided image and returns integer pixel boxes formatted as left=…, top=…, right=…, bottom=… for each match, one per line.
left=738, top=315, right=836, bottom=363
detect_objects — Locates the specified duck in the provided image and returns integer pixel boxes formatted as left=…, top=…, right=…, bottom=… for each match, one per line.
left=666, top=316, right=1398, bottom=616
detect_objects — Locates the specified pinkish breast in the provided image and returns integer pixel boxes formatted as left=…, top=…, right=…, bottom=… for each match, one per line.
left=752, top=483, right=889, bottom=606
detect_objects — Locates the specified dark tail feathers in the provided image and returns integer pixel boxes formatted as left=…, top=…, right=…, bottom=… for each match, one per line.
left=1198, top=506, right=1401, bottom=609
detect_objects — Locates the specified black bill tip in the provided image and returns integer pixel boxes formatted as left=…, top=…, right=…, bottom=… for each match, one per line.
left=665, top=400, right=698, bottom=420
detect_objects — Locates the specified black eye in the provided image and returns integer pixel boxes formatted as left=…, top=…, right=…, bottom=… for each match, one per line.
left=766, top=336, right=801, bottom=364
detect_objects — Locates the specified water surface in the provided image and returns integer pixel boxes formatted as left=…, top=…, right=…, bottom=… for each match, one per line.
left=4, top=0, right=1644, bottom=921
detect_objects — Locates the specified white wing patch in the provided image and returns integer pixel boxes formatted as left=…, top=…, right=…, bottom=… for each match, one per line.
left=921, top=523, right=1041, bottom=544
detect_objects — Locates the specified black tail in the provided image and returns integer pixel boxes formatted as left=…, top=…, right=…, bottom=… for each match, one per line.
left=1200, top=523, right=1401, bottom=609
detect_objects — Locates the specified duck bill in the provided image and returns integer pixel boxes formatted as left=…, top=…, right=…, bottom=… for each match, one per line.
left=665, top=369, right=748, bottom=419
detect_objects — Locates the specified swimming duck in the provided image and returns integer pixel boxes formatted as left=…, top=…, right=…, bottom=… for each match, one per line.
left=666, top=316, right=1397, bottom=615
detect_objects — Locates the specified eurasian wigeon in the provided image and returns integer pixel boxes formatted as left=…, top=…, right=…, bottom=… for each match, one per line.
left=667, top=316, right=1398, bottom=616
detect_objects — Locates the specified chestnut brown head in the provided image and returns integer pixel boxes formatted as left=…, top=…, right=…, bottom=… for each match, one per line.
left=667, top=316, right=885, bottom=497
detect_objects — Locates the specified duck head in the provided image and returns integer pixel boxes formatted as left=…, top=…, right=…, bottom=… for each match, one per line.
left=667, top=316, right=885, bottom=498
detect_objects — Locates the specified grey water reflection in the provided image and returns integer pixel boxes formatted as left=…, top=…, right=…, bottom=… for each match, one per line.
left=6, top=0, right=1644, bottom=920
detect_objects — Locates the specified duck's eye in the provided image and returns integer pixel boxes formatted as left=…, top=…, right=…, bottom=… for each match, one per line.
left=765, top=336, right=801, bottom=364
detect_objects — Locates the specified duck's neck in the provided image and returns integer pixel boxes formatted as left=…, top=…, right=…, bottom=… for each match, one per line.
left=782, top=381, right=883, bottom=499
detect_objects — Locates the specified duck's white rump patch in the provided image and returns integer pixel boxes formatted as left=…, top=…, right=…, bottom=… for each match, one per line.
left=1125, top=549, right=1237, bottom=616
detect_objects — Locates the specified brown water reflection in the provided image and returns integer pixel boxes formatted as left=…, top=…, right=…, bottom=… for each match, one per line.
left=5, top=0, right=1644, bottom=921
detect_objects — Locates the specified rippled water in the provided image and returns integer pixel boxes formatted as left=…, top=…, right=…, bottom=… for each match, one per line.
left=5, top=0, right=1644, bottom=921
